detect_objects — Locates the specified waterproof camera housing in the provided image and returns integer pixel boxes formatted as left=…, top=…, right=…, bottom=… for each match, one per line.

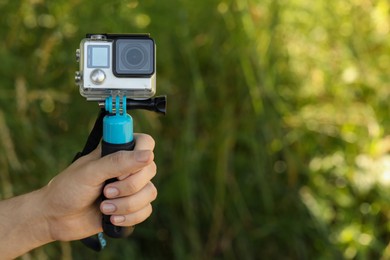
left=75, top=33, right=156, bottom=101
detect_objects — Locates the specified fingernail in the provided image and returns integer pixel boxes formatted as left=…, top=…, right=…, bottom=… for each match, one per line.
left=102, top=203, right=116, bottom=213
left=135, top=150, right=151, bottom=162
left=112, top=215, right=126, bottom=224
left=105, top=187, right=119, bottom=198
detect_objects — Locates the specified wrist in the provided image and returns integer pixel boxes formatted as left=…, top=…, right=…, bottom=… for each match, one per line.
left=27, top=187, right=56, bottom=246
left=0, top=188, right=55, bottom=258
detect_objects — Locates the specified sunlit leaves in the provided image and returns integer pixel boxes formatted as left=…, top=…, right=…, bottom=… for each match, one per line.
left=1, top=0, right=390, bottom=258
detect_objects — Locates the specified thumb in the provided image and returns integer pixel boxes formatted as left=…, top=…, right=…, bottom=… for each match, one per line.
left=87, top=150, right=154, bottom=185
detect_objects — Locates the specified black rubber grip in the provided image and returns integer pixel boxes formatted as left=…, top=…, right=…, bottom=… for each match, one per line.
left=101, top=140, right=136, bottom=238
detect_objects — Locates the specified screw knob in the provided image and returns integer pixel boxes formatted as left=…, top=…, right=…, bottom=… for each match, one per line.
left=75, top=49, right=80, bottom=62
left=75, top=71, right=82, bottom=84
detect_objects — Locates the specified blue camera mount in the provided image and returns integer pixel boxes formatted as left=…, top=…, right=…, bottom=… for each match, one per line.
left=101, top=95, right=135, bottom=238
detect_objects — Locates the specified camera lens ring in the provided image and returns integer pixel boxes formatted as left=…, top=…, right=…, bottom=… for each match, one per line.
left=121, top=44, right=148, bottom=70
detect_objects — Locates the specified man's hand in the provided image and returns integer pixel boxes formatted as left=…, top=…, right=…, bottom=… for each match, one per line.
left=0, top=134, right=157, bottom=259
left=43, top=133, right=157, bottom=241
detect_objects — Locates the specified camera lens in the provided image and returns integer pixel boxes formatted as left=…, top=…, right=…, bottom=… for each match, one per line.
left=122, top=45, right=148, bottom=69
left=115, top=38, right=154, bottom=76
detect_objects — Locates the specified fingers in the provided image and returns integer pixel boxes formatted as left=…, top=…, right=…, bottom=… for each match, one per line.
left=86, top=150, right=153, bottom=185
left=111, top=204, right=153, bottom=226
left=79, top=134, right=155, bottom=184
left=104, top=162, right=157, bottom=198
left=106, top=133, right=156, bottom=181
left=101, top=182, right=157, bottom=214
left=78, top=133, right=154, bottom=161
left=99, top=134, right=157, bottom=221
left=100, top=182, right=157, bottom=226
left=133, top=133, right=155, bottom=151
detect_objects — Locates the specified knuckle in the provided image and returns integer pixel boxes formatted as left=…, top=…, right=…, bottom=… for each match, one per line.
left=149, top=183, right=158, bottom=201
left=146, top=162, right=157, bottom=179
left=151, top=162, right=157, bottom=175
left=144, top=134, right=155, bottom=149
left=126, top=180, right=138, bottom=194
left=145, top=204, right=153, bottom=218
left=125, top=200, right=136, bottom=213
left=133, top=213, right=144, bottom=225
left=134, top=205, right=153, bottom=224
left=109, top=151, right=130, bottom=174
left=136, top=134, right=155, bottom=149
left=150, top=137, right=156, bottom=149
left=110, top=151, right=127, bottom=165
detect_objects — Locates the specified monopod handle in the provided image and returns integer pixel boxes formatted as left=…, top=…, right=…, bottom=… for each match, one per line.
left=101, top=140, right=136, bottom=238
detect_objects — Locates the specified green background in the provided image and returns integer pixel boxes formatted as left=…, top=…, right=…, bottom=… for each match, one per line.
left=1, top=0, right=390, bottom=259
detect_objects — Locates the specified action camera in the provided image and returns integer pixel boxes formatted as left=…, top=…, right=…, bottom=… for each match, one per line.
left=75, top=34, right=156, bottom=101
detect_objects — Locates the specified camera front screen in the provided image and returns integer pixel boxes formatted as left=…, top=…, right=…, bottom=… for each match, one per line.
left=87, top=45, right=110, bottom=68
left=114, top=38, right=154, bottom=77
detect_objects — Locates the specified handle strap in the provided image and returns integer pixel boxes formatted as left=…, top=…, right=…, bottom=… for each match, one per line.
left=72, top=108, right=108, bottom=252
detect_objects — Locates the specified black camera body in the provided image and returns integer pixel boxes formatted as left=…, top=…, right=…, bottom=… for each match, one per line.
left=75, top=34, right=156, bottom=101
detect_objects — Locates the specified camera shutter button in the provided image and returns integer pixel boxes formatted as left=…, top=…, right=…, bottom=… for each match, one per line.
left=90, top=69, right=106, bottom=85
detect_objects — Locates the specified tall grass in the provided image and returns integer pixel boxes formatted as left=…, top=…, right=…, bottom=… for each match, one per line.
left=1, top=0, right=390, bottom=259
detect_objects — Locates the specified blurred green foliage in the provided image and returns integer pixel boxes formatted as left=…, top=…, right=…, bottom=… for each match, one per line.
left=1, top=0, right=390, bottom=259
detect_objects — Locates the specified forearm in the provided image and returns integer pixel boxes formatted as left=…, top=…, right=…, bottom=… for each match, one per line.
left=0, top=189, right=53, bottom=259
